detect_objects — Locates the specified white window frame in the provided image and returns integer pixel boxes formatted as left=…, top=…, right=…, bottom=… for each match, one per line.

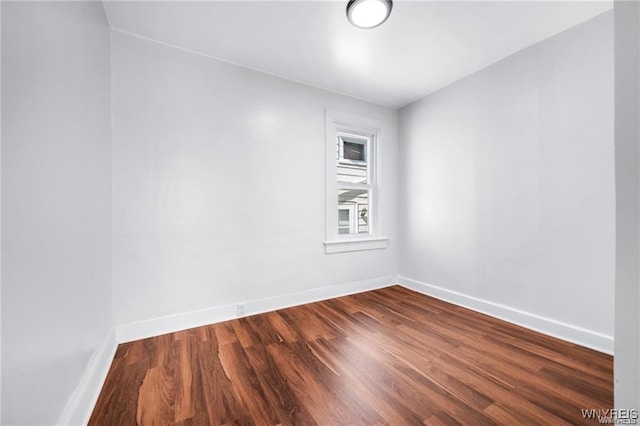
left=324, top=109, right=389, bottom=254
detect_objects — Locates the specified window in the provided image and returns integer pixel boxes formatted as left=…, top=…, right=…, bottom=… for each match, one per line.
left=324, top=109, right=389, bottom=254
left=338, top=205, right=356, bottom=234
left=340, top=138, right=366, bottom=162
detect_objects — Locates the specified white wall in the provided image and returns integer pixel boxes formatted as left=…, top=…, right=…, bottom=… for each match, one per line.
left=1, top=2, right=112, bottom=424
left=398, top=12, right=615, bottom=351
left=111, top=31, right=397, bottom=328
left=1, top=1, right=3, bottom=422
left=614, top=0, right=640, bottom=410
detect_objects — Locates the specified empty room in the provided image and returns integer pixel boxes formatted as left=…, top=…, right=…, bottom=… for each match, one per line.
left=1, top=0, right=639, bottom=424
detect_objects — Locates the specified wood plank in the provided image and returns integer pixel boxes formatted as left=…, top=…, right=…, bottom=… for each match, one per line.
left=90, top=286, right=613, bottom=425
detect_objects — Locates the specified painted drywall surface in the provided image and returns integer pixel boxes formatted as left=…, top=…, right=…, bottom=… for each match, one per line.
left=1, top=2, right=112, bottom=424
left=0, top=2, right=3, bottom=422
left=398, top=12, right=614, bottom=339
left=614, top=0, right=640, bottom=410
left=111, top=31, right=398, bottom=325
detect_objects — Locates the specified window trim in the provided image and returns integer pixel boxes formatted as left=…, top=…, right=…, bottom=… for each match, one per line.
left=324, top=109, right=389, bottom=254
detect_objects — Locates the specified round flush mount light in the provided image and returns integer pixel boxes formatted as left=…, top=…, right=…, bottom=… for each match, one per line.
left=346, top=0, right=393, bottom=29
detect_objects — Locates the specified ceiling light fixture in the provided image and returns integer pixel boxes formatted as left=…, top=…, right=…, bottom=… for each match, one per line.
left=346, top=0, right=393, bottom=29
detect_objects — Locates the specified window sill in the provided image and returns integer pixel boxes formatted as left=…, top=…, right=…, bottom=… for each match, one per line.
left=324, top=237, right=389, bottom=254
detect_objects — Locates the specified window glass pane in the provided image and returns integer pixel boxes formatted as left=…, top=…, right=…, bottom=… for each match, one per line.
left=343, top=141, right=366, bottom=161
left=338, top=209, right=351, bottom=234
left=337, top=162, right=368, bottom=184
left=338, top=189, right=369, bottom=235
left=337, top=137, right=368, bottom=184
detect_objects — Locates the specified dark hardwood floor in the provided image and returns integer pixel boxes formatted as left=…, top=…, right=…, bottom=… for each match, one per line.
left=89, top=286, right=613, bottom=425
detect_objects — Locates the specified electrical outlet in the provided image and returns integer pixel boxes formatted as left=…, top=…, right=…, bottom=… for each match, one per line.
left=237, top=303, right=245, bottom=317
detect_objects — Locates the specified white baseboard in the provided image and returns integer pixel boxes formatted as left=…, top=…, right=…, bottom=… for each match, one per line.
left=116, top=276, right=396, bottom=343
left=397, top=276, right=614, bottom=355
left=58, top=327, right=118, bottom=426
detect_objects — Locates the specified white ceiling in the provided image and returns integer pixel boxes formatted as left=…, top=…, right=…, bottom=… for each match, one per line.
left=104, top=1, right=612, bottom=108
